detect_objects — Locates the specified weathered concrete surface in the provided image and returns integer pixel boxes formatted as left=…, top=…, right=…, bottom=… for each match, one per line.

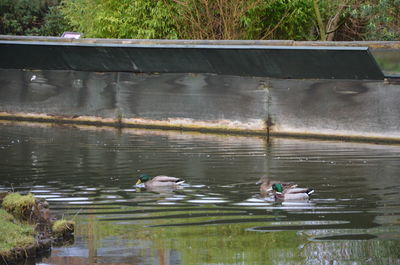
left=0, top=70, right=267, bottom=132
left=266, top=78, right=400, bottom=141
left=1, top=35, right=400, bottom=49
left=0, top=36, right=399, bottom=142
left=1, top=69, right=400, bottom=142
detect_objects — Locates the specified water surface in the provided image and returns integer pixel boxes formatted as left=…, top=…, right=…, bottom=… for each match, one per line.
left=0, top=121, right=400, bottom=264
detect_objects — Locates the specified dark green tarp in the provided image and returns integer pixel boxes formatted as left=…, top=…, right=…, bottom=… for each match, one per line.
left=0, top=41, right=384, bottom=80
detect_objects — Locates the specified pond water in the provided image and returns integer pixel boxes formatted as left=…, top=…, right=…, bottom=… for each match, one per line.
left=1, top=121, right=400, bottom=265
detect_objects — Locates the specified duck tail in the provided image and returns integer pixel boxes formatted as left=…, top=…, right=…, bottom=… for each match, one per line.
left=175, top=179, right=185, bottom=185
left=306, top=188, right=314, bottom=196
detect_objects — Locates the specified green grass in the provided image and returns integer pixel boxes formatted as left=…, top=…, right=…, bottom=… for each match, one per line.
left=0, top=208, right=36, bottom=256
left=52, top=219, right=75, bottom=237
left=2, top=193, right=36, bottom=221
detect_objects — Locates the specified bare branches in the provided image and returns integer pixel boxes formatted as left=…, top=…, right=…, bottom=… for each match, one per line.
left=171, top=0, right=261, bottom=40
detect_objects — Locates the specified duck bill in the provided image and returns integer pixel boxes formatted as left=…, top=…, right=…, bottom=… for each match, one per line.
left=135, top=179, right=142, bottom=186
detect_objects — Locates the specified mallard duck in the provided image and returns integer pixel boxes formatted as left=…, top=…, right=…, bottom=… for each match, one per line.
left=135, top=174, right=185, bottom=188
left=256, top=177, right=298, bottom=196
left=271, top=183, right=314, bottom=201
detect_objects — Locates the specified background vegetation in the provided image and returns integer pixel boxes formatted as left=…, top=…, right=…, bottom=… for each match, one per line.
left=0, top=0, right=399, bottom=40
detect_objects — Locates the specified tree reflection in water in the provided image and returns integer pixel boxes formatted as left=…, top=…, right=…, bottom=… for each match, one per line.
left=0, top=122, right=399, bottom=265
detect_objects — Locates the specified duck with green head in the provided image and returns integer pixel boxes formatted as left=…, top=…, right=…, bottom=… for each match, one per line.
left=135, top=174, right=185, bottom=188
left=271, top=183, right=314, bottom=201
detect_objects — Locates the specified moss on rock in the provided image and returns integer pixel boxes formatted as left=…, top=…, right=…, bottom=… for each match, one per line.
left=2, top=193, right=38, bottom=222
left=0, top=192, right=75, bottom=263
left=52, top=219, right=75, bottom=238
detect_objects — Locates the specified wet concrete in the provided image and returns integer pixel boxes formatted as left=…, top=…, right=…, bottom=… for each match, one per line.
left=1, top=69, right=400, bottom=142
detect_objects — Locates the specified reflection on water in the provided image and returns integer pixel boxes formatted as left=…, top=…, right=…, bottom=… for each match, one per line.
left=0, top=121, right=400, bottom=264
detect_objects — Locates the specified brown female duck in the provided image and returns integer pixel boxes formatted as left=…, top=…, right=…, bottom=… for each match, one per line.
left=256, top=177, right=298, bottom=196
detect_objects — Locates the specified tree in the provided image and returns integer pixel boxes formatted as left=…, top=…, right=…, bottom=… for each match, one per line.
left=242, top=0, right=316, bottom=40
left=169, top=0, right=261, bottom=40
left=312, top=0, right=400, bottom=41
left=0, top=0, right=69, bottom=36
left=342, top=0, right=400, bottom=41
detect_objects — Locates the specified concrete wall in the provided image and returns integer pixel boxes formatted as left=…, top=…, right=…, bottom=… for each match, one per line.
left=1, top=68, right=400, bottom=142
left=0, top=36, right=400, bottom=143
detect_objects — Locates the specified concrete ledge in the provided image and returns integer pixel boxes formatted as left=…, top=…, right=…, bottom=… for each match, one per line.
left=1, top=35, right=400, bottom=49
left=2, top=111, right=400, bottom=144
left=0, top=111, right=268, bottom=136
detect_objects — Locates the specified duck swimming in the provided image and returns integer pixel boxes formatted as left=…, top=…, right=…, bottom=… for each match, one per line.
left=256, top=176, right=298, bottom=196
left=271, top=183, right=314, bottom=201
left=135, top=174, right=185, bottom=188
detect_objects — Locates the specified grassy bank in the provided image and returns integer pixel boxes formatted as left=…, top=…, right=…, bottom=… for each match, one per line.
left=0, top=208, right=36, bottom=258
left=0, top=192, right=75, bottom=263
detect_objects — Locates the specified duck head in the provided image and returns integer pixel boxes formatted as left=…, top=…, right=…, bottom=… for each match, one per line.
left=272, top=183, right=283, bottom=192
left=257, top=176, right=274, bottom=192
left=136, top=174, right=151, bottom=186
left=256, top=176, right=271, bottom=185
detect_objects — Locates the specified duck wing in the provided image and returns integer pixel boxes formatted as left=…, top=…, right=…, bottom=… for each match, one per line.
left=153, top=175, right=181, bottom=182
left=152, top=176, right=185, bottom=184
left=284, top=187, right=308, bottom=194
left=282, top=183, right=298, bottom=189
left=284, top=187, right=314, bottom=196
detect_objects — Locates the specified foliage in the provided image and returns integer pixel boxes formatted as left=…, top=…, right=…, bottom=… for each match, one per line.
left=242, top=0, right=316, bottom=40
left=0, top=0, right=43, bottom=35
left=39, top=5, right=72, bottom=36
left=60, top=0, right=178, bottom=39
left=52, top=219, right=75, bottom=237
left=347, top=0, right=400, bottom=41
left=316, top=0, right=400, bottom=41
left=0, top=209, right=35, bottom=256
left=0, top=0, right=69, bottom=36
left=169, top=0, right=262, bottom=40
left=1, top=0, right=399, bottom=40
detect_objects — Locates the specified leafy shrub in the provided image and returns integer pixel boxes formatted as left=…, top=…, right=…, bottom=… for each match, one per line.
left=60, top=0, right=178, bottom=39
left=242, top=0, right=316, bottom=40
left=170, top=0, right=261, bottom=40
left=0, top=0, right=69, bottom=36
